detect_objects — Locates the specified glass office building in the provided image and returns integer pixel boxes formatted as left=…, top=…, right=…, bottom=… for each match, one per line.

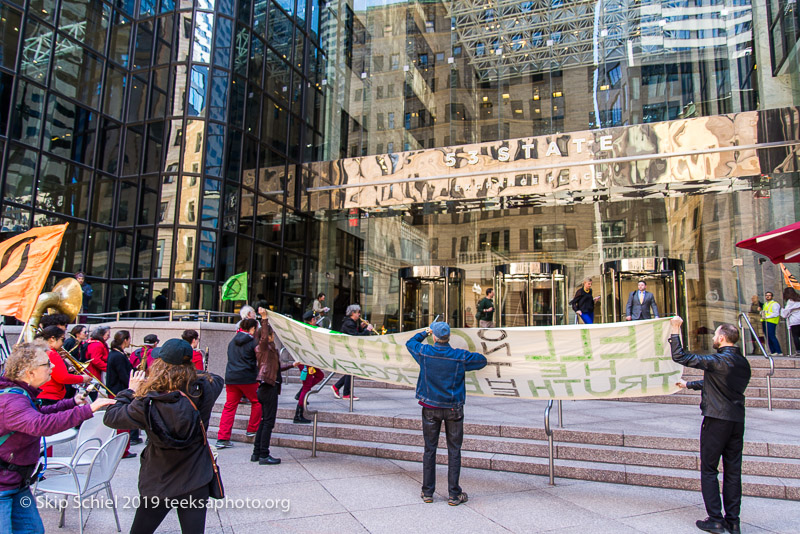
left=1, top=0, right=799, bottom=350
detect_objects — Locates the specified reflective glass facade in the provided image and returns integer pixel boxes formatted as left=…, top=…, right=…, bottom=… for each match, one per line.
left=1, top=0, right=799, bottom=347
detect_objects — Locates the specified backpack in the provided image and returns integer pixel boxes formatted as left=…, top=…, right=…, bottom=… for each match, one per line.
left=0, top=387, right=37, bottom=447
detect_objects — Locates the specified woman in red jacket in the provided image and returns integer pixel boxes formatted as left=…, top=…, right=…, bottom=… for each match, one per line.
left=85, top=325, right=111, bottom=383
left=36, top=326, right=91, bottom=406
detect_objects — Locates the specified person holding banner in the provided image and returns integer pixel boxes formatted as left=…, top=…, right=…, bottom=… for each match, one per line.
left=332, top=304, right=373, bottom=401
left=670, top=317, right=751, bottom=534
left=406, top=321, right=487, bottom=506
left=781, top=288, right=800, bottom=356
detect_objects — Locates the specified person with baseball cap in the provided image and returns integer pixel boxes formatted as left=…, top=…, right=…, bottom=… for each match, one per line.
left=405, top=321, right=487, bottom=506
left=104, top=338, right=224, bottom=533
left=130, top=334, right=160, bottom=372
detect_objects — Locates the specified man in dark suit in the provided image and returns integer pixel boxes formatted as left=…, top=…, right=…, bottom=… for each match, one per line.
left=625, top=280, right=659, bottom=321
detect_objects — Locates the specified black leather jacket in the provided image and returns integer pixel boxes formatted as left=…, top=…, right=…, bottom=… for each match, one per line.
left=669, top=335, right=751, bottom=422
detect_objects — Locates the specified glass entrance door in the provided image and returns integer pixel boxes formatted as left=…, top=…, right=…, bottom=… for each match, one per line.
left=601, top=258, right=688, bottom=341
left=495, top=263, right=568, bottom=327
left=398, top=267, right=464, bottom=331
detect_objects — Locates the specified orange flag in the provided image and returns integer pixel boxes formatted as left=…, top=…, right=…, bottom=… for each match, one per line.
left=781, top=263, right=800, bottom=292
left=0, top=224, right=68, bottom=321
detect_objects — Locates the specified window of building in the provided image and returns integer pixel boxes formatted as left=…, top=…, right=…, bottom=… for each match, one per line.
left=373, top=55, right=384, bottom=72
left=388, top=112, right=395, bottom=129
left=533, top=227, right=543, bottom=249
left=377, top=113, right=384, bottom=130
left=390, top=53, right=399, bottom=70
left=519, top=229, right=529, bottom=250
left=566, top=228, right=577, bottom=249
left=451, top=237, right=456, bottom=258
left=460, top=236, right=469, bottom=252
left=387, top=142, right=393, bottom=152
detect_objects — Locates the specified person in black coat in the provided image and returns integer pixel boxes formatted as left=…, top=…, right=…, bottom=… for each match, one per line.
left=106, top=330, right=141, bottom=455
left=670, top=317, right=751, bottom=534
left=63, top=325, right=88, bottom=363
left=569, top=278, right=600, bottom=324
left=104, top=339, right=224, bottom=534
left=331, top=304, right=374, bottom=400
left=216, top=318, right=261, bottom=448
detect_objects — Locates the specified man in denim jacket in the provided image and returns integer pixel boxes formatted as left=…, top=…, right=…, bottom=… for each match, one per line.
left=406, top=321, right=487, bottom=506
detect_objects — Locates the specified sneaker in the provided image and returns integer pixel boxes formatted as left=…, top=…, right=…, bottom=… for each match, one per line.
left=420, top=491, right=433, bottom=504
left=695, top=517, right=726, bottom=534
left=122, top=452, right=138, bottom=459
left=725, top=520, right=741, bottom=534
left=331, top=385, right=341, bottom=399
left=215, top=440, right=233, bottom=449
left=245, top=431, right=257, bottom=438
left=258, top=455, right=281, bottom=465
left=448, top=492, right=468, bottom=506
left=342, top=395, right=359, bottom=401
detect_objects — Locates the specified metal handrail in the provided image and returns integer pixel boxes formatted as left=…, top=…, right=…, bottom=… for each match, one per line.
left=87, top=309, right=241, bottom=323
left=544, top=400, right=555, bottom=485
left=303, top=371, right=336, bottom=458
left=557, top=400, right=563, bottom=428
left=738, top=313, right=775, bottom=411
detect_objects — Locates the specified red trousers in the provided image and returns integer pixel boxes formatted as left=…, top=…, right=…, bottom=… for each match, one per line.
left=217, top=383, right=261, bottom=440
left=117, top=429, right=132, bottom=456
left=298, top=370, right=325, bottom=407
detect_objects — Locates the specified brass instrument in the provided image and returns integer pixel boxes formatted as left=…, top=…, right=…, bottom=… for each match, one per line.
left=360, top=318, right=379, bottom=335
left=21, top=277, right=114, bottom=398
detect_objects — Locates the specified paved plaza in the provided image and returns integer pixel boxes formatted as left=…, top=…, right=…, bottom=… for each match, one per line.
left=38, top=388, right=800, bottom=534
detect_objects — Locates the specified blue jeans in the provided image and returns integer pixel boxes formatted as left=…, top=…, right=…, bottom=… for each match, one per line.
left=0, top=487, right=44, bottom=534
left=580, top=312, right=594, bottom=324
left=765, top=322, right=782, bottom=354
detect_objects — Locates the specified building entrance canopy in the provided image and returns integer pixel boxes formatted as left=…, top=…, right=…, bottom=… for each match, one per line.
left=307, top=107, right=800, bottom=210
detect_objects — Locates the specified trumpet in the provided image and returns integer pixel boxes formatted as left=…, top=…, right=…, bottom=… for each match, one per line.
left=58, top=346, right=115, bottom=398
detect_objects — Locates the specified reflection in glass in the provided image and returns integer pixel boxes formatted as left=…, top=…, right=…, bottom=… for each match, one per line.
left=223, top=184, right=239, bottom=231
left=109, top=11, right=132, bottom=67
left=91, top=176, right=114, bottom=224
left=209, top=69, right=229, bottom=121
left=180, top=175, right=201, bottom=224
left=198, top=230, right=217, bottom=280
left=193, top=12, right=214, bottom=64
left=138, top=176, right=159, bottom=225
left=250, top=37, right=264, bottom=87
left=87, top=228, right=111, bottom=277
left=183, top=119, right=204, bottom=173
left=188, top=66, right=208, bottom=116
left=135, top=232, right=153, bottom=278
left=36, top=155, right=90, bottom=218
left=117, top=181, right=136, bottom=226
left=144, top=122, right=164, bottom=173
left=43, top=97, right=97, bottom=165
left=3, top=146, right=37, bottom=205
left=225, top=129, right=242, bottom=181
left=240, top=187, right=254, bottom=237
left=159, top=176, right=177, bottom=225
left=175, top=228, right=196, bottom=279
left=234, top=25, right=249, bottom=76
left=163, top=119, right=182, bottom=173
left=172, top=65, right=188, bottom=115
left=214, top=16, right=233, bottom=67
left=12, top=81, right=45, bottom=146
left=202, top=177, right=221, bottom=228
left=132, top=20, right=153, bottom=70
left=113, top=233, right=133, bottom=278
left=154, top=15, right=173, bottom=66
left=50, top=222, right=85, bottom=274
left=20, top=20, right=51, bottom=82
left=122, top=125, right=143, bottom=175
left=255, top=196, right=281, bottom=243
left=265, top=48, right=290, bottom=105
left=155, top=228, right=173, bottom=278
left=0, top=6, right=21, bottom=70
left=104, top=64, right=127, bottom=120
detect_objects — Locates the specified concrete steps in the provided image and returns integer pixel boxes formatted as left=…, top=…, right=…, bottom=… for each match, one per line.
left=208, top=405, right=800, bottom=500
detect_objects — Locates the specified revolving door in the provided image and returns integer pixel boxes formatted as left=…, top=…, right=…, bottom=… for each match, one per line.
left=495, top=263, right=568, bottom=327
left=398, top=267, right=464, bottom=331
left=601, top=258, right=687, bottom=325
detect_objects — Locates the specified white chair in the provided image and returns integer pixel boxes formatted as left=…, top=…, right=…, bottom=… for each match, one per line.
left=48, top=415, right=117, bottom=468
left=35, top=433, right=128, bottom=534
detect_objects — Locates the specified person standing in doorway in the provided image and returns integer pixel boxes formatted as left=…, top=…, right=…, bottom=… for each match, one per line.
left=626, top=280, right=659, bottom=321
left=762, top=292, right=782, bottom=355
left=75, top=272, right=92, bottom=322
left=670, top=317, right=751, bottom=534
left=406, top=321, right=487, bottom=506
left=476, top=288, right=495, bottom=328
left=570, top=278, right=601, bottom=324
left=781, top=288, right=800, bottom=356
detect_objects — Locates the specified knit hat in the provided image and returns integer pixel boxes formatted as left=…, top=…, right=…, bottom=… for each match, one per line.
left=157, top=339, right=194, bottom=365
left=430, top=322, right=450, bottom=338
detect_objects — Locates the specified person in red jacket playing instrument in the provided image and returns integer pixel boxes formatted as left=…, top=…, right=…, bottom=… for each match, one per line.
left=182, top=329, right=205, bottom=371
left=85, top=326, right=111, bottom=385
left=36, top=326, right=91, bottom=406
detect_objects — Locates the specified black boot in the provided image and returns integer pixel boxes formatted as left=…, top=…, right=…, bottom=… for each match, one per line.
left=293, top=405, right=312, bottom=424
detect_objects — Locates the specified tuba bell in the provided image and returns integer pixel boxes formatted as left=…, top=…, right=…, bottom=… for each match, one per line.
left=21, top=278, right=83, bottom=343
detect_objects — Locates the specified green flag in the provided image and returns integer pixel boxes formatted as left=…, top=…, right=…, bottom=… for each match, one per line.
left=221, top=272, right=248, bottom=301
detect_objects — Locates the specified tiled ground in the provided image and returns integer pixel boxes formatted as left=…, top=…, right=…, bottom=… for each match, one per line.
left=36, top=438, right=800, bottom=533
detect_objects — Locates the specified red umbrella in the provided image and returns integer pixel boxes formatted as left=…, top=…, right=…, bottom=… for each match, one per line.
left=736, top=221, right=800, bottom=264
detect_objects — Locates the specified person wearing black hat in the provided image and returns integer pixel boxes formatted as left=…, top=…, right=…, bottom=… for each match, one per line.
left=406, top=321, right=487, bottom=506
left=104, top=338, right=224, bottom=533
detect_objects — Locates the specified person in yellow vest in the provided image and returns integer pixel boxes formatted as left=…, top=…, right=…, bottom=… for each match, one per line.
left=762, top=292, right=783, bottom=355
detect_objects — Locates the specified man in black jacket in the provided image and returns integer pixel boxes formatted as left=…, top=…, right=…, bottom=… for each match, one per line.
left=331, top=304, right=373, bottom=400
left=216, top=318, right=262, bottom=448
left=670, top=317, right=751, bottom=534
